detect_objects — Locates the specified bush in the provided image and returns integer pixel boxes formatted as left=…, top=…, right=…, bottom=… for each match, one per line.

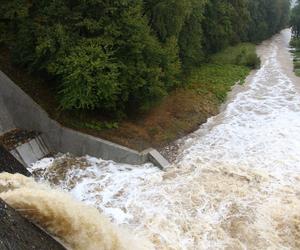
left=188, top=64, right=250, bottom=102
left=0, top=0, right=289, bottom=116
left=244, top=53, right=260, bottom=69
left=210, top=43, right=260, bottom=69
left=49, top=40, right=120, bottom=111
left=290, top=38, right=300, bottom=48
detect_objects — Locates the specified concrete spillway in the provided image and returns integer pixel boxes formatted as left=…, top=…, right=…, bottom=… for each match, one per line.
left=0, top=71, right=169, bottom=169
left=29, top=29, right=300, bottom=249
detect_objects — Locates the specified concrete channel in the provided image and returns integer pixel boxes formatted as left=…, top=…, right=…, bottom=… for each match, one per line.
left=0, top=71, right=169, bottom=169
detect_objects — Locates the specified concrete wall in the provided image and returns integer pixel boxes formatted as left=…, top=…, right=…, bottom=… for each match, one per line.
left=10, top=135, right=50, bottom=167
left=0, top=71, right=169, bottom=168
left=0, top=199, right=66, bottom=250
left=0, top=94, right=14, bottom=134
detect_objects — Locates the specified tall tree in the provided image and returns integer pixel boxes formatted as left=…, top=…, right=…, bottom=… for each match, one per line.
left=291, top=0, right=300, bottom=37
left=0, top=0, right=291, bottom=115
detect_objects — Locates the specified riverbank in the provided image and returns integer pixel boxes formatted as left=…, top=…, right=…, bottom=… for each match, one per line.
left=0, top=43, right=258, bottom=151
left=275, top=30, right=300, bottom=95
left=26, top=29, right=300, bottom=250
left=290, top=37, right=300, bottom=76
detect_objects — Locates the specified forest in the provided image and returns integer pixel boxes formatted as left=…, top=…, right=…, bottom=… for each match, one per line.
left=292, top=0, right=300, bottom=37
left=0, top=0, right=291, bottom=116
left=290, top=0, right=300, bottom=75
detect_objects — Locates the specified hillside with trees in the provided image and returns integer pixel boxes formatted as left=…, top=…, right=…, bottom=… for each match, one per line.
left=0, top=0, right=290, bottom=114
left=290, top=0, right=300, bottom=75
left=0, top=0, right=291, bottom=149
left=291, top=0, right=300, bottom=37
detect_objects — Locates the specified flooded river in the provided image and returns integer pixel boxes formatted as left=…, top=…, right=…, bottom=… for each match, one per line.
left=26, top=29, right=300, bottom=249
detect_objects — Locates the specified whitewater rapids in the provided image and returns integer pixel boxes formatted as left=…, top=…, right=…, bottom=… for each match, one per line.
left=8, top=29, right=300, bottom=249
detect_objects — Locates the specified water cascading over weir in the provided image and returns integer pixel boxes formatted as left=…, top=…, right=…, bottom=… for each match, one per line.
left=2, top=29, right=300, bottom=249
left=0, top=67, right=169, bottom=248
left=21, top=29, right=300, bottom=249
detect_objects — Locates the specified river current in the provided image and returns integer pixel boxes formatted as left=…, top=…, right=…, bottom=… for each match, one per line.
left=28, top=29, right=300, bottom=249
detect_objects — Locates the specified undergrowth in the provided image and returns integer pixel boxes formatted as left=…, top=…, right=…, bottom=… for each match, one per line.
left=290, top=37, right=300, bottom=77
left=0, top=43, right=259, bottom=150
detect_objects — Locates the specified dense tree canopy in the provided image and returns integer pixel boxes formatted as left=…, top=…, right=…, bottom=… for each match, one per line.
left=0, top=0, right=291, bottom=115
left=292, top=0, right=300, bottom=37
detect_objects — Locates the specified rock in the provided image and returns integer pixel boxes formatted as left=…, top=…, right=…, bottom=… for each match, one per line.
left=0, top=199, right=65, bottom=250
left=0, top=144, right=31, bottom=176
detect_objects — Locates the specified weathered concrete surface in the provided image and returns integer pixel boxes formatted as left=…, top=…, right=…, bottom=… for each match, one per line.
left=142, top=148, right=170, bottom=170
left=0, top=97, right=14, bottom=135
left=0, top=144, right=30, bottom=176
left=0, top=199, right=66, bottom=250
left=10, top=135, right=50, bottom=167
left=0, top=130, right=50, bottom=167
left=0, top=129, right=40, bottom=150
left=0, top=71, right=170, bottom=168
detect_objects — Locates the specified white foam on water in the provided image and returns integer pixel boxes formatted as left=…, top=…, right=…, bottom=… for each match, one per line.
left=30, top=29, right=300, bottom=249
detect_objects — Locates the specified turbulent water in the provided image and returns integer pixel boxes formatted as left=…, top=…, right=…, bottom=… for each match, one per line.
left=11, top=29, right=300, bottom=249
left=0, top=173, right=153, bottom=250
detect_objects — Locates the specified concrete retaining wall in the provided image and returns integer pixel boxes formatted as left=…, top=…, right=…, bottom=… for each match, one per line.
left=0, top=71, right=169, bottom=168
left=0, top=199, right=66, bottom=250
left=10, top=135, right=50, bottom=167
left=0, top=95, right=14, bottom=134
left=0, top=144, right=31, bottom=176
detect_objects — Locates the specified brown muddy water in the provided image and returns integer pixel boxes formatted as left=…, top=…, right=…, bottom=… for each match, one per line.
left=1, top=29, right=300, bottom=250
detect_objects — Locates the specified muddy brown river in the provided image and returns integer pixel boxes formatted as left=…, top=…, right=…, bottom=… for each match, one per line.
left=26, top=29, right=300, bottom=249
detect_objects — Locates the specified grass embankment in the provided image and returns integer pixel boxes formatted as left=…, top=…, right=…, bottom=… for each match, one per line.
left=0, top=43, right=258, bottom=151
left=290, top=38, right=300, bottom=76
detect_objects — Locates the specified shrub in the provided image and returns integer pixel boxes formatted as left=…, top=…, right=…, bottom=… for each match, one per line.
left=49, top=40, right=120, bottom=111
left=244, top=53, right=260, bottom=69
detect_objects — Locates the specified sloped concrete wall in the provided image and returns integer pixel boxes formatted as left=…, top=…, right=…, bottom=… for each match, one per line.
left=10, top=135, right=50, bottom=167
left=0, top=71, right=169, bottom=168
left=0, top=199, right=66, bottom=250
left=0, top=96, right=14, bottom=135
left=0, top=144, right=30, bottom=176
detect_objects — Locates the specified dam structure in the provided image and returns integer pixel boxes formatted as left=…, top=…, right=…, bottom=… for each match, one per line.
left=0, top=71, right=169, bottom=169
left=28, top=29, right=300, bottom=249
left=1, top=29, right=300, bottom=249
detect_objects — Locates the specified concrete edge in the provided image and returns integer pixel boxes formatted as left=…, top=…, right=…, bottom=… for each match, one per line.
left=10, top=135, right=50, bottom=167
left=141, top=148, right=170, bottom=170
left=0, top=71, right=170, bottom=169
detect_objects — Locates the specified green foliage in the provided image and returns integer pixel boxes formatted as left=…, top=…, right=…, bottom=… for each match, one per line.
left=49, top=40, right=120, bottom=110
left=189, top=64, right=250, bottom=102
left=210, top=43, right=260, bottom=69
left=202, top=0, right=236, bottom=53
left=189, top=43, right=254, bottom=102
left=178, top=1, right=207, bottom=69
left=72, top=120, right=119, bottom=131
left=290, top=37, right=300, bottom=76
left=161, top=36, right=181, bottom=89
left=290, top=37, right=300, bottom=47
left=144, top=0, right=193, bottom=42
left=248, top=0, right=290, bottom=42
left=290, top=2, right=300, bottom=76
left=0, top=0, right=290, bottom=116
left=109, top=3, right=177, bottom=111
left=292, top=1, right=300, bottom=37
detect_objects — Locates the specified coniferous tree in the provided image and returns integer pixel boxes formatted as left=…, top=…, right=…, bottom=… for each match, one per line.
left=291, top=0, right=300, bottom=37
left=0, top=0, right=291, bottom=115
